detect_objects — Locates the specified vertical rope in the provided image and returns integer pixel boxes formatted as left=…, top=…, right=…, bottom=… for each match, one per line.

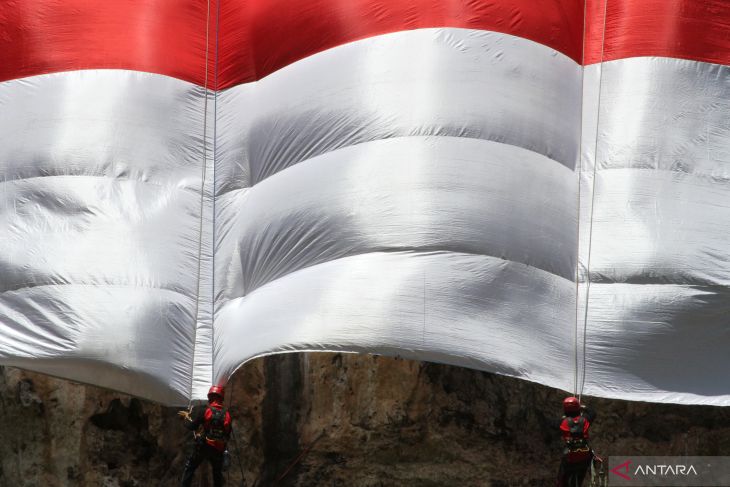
left=189, top=0, right=213, bottom=406
left=573, top=0, right=590, bottom=397
left=211, top=0, right=222, bottom=394
left=579, top=0, right=610, bottom=401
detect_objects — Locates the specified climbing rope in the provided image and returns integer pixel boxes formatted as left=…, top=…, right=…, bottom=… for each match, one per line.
left=230, top=426, right=248, bottom=486
left=188, top=0, right=213, bottom=409
left=573, top=0, right=590, bottom=398
left=575, top=0, right=610, bottom=401
left=182, top=2, right=214, bottom=483
left=274, top=431, right=325, bottom=484
left=590, top=455, right=608, bottom=486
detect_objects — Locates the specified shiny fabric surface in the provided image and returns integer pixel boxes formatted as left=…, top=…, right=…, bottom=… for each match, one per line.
left=216, top=0, right=584, bottom=85
left=585, top=0, right=730, bottom=66
left=2, top=0, right=730, bottom=406
left=0, top=0, right=214, bottom=85
left=214, top=252, right=576, bottom=393
left=215, top=136, right=576, bottom=299
left=0, top=71, right=206, bottom=404
left=212, top=29, right=581, bottom=397
left=577, top=58, right=730, bottom=404
left=0, top=0, right=583, bottom=87
left=214, top=28, right=581, bottom=194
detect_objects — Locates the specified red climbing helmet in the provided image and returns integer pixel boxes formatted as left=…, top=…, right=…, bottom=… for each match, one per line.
left=563, top=396, right=581, bottom=414
left=208, top=385, right=225, bottom=401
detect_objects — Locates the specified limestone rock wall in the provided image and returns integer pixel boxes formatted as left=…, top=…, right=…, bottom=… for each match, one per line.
left=1, top=354, right=729, bottom=486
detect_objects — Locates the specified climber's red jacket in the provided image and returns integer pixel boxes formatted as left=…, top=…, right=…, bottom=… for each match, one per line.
left=559, top=407, right=596, bottom=463
left=186, top=399, right=232, bottom=452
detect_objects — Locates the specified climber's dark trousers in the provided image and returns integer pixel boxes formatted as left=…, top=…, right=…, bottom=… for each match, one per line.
left=181, top=443, right=225, bottom=487
left=557, top=457, right=590, bottom=487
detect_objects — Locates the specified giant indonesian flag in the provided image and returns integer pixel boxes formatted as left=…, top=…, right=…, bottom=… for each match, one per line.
left=1, top=0, right=729, bottom=405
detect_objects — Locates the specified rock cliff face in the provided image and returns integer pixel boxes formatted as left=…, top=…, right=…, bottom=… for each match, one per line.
left=1, top=355, right=729, bottom=486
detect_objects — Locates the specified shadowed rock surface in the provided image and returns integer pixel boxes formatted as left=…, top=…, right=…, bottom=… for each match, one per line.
left=1, top=354, right=729, bottom=486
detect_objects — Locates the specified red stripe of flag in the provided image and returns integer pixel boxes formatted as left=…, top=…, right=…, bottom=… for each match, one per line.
left=2, top=1, right=729, bottom=88
left=0, top=0, right=214, bottom=86
left=2, top=0, right=582, bottom=87
left=585, top=0, right=730, bottom=66
left=217, top=0, right=584, bottom=87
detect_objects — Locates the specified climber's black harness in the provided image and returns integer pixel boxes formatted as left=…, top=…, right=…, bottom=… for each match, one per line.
left=563, top=416, right=592, bottom=462
left=204, top=406, right=228, bottom=442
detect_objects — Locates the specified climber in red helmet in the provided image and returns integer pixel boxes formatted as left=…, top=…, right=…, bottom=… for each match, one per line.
left=179, top=385, right=233, bottom=487
left=556, top=396, right=597, bottom=487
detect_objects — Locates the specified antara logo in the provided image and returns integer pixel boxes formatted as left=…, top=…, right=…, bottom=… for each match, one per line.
left=611, top=460, right=632, bottom=480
